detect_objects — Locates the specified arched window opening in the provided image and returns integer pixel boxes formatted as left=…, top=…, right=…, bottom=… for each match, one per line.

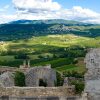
left=39, top=79, right=47, bottom=87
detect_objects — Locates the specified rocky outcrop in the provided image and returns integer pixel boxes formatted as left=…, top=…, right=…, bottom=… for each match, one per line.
left=84, top=48, right=100, bottom=100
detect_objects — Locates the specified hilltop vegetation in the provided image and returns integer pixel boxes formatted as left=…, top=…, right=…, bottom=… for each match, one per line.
left=0, top=19, right=100, bottom=41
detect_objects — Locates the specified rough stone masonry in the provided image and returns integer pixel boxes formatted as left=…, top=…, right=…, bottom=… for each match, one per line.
left=0, top=72, right=14, bottom=87
left=0, top=65, right=80, bottom=100
left=0, top=65, right=57, bottom=87
left=25, top=65, right=57, bottom=87
left=84, top=48, right=100, bottom=100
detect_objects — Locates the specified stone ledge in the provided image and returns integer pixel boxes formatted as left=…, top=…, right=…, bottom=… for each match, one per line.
left=0, top=86, right=75, bottom=97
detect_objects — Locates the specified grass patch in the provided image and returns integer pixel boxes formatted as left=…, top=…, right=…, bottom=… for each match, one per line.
left=55, top=64, right=86, bottom=73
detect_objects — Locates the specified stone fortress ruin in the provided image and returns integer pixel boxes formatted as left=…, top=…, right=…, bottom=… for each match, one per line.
left=0, top=48, right=100, bottom=100
left=0, top=63, right=78, bottom=100
left=84, top=48, right=100, bottom=100
left=25, top=66, right=56, bottom=87
left=0, top=64, right=56, bottom=87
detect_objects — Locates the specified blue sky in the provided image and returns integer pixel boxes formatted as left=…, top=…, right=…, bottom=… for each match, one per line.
left=55, top=0, right=100, bottom=12
left=0, top=0, right=100, bottom=24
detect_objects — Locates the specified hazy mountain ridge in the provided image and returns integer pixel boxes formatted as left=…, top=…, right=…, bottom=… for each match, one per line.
left=0, top=19, right=100, bottom=41
left=9, top=19, right=85, bottom=25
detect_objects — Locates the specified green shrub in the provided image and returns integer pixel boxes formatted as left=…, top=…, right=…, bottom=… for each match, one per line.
left=71, top=80, right=85, bottom=94
left=63, top=71, right=84, bottom=78
left=14, top=53, right=29, bottom=59
left=55, top=72, right=64, bottom=86
left=14, top=71, right=25, bottom=87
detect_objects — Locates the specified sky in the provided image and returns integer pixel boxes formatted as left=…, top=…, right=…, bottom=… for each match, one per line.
left=0, top=0, right=100, bottom=24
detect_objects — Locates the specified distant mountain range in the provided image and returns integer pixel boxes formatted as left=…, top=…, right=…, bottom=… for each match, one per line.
left=0, top=19, right=100, bottom=41
left=9, top=19, right=93, bottom=26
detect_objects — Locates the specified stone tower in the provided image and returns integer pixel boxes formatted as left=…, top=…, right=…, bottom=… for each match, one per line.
left=84, top=48, right=100, bottom=100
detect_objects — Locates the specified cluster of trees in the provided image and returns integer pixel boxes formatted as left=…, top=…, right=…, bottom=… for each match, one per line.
left=63, top=71, right=84, bottom=78
left=49, top=46, right=87, bottom=59
left=0, top=45, right=87, bottom=67
left=0, top=60, right=23, bottom=67
left=14, top=53, right=30, bottom=59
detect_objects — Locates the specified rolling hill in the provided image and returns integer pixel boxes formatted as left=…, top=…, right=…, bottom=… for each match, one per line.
left=0, top=19, right=100, bottom=41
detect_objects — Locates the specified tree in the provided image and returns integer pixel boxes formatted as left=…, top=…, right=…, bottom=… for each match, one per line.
left=14, top=53, right=29, bottom=59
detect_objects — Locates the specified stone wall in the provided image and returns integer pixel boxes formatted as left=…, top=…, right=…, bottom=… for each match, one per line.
left=0, top=86, right=76, bottom=98
left=25, top=66, right=56, bottom=87
left=84, top=48, right=100, bottom=100
left=0, top=67, right=18, bottom=74
left=0, top=65, right=52, bottom=74
left=0, top=64, right=82, bottom=100
left=0, top=65, right=57, bottom=87
left=0, top=72, right=14, bottom=87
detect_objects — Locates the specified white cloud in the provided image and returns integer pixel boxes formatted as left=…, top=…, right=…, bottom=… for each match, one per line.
left=61, top=6, right=100, bottom=24
left=0, top=14, right=17, bottom=24
left=72, top=6, right=100, bottom=19
left=0, top=0, right=100, bottom=24
left=12, top=0, right=61, bottom=13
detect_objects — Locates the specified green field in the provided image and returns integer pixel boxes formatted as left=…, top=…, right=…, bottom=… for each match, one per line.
left=0, top=34, right=100, bottom=73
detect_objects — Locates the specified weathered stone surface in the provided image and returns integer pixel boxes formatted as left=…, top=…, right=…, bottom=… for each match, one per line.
left=0, top=72, right=14, bottom=87
left=25, top=65, right=57, bottom=87
left=0, top=65, right=80, bottom=100
left=63, top=77, right=69, bottom=86
left=0, top=86, right=75, bottom=97
left=84, top=48, right=100, bottom=100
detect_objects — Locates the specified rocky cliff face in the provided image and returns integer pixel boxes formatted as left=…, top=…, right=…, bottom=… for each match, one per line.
left=84, top=48, right=100, bottom=100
